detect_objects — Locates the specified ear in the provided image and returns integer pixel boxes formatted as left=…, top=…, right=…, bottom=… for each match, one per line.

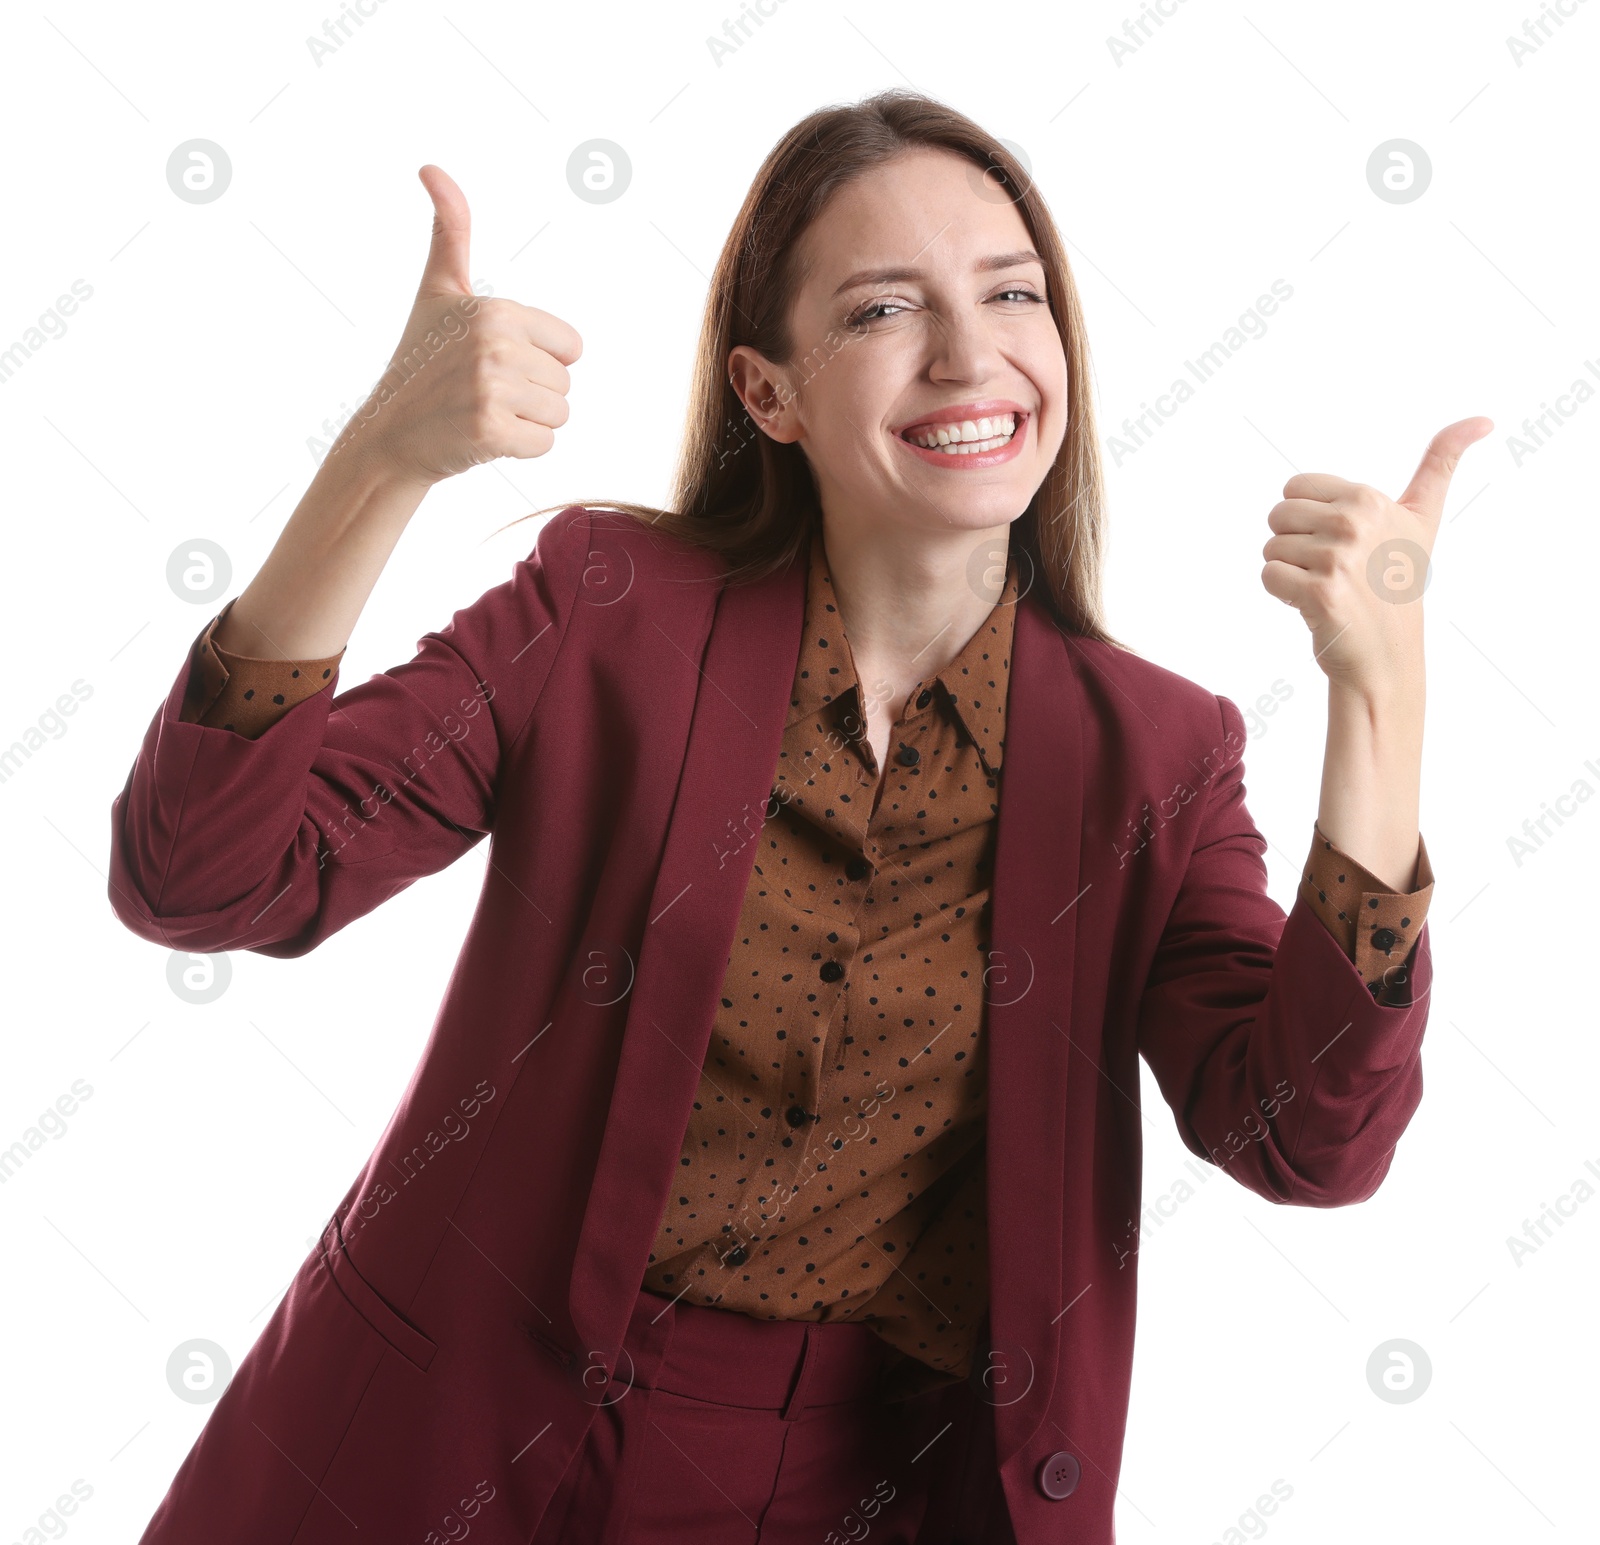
left=728, top=345, right=802, bottom=444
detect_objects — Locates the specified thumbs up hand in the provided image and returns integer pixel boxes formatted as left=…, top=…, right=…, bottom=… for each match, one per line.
left=1260, top=416, right=1493, bottom=700
left=334, top=165, right=584, bottom=487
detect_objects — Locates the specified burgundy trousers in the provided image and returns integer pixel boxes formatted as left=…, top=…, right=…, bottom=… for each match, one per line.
left=529, top=1283, right=1015, bottom=1544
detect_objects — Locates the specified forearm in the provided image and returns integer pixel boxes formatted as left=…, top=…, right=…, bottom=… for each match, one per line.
left=212, top=446, right=431, bottom=661
left=1315, top=676, right=1425, bottom=892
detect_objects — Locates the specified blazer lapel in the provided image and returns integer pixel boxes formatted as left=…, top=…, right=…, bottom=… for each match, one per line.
left=983, top=596, right=1083, bottom=1468
left=568, top=550, right=807, bottom=1359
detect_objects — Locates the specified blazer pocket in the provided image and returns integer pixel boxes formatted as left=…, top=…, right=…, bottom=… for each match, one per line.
left=321, top=1213, right=437, bottom=1372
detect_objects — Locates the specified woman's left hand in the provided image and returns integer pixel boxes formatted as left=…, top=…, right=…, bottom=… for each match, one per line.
left=1260, top=416, right=1493, bottom=701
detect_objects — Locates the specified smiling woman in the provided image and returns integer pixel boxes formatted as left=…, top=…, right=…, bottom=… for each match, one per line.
left=109, top=88, right=1474, bottom=1545
left=527, top=103, right=1111, bottom=653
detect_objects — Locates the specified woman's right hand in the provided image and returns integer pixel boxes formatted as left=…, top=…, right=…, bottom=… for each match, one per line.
left=334, top=164, right=584, bottom=488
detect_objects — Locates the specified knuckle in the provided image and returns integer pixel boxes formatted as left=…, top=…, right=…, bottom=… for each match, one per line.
left=1325, top=510, right=1360, bottom=544
left=1306, top=578, right=1338, bottom=612
left=472, top=387, right=503, bottom=428
left=481, top=335, right=516, bottom=368
left=471, top=351, right=503, bottom=393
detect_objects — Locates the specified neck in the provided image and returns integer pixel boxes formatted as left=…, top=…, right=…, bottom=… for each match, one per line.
left=817, top=511, right=1012, bottom=704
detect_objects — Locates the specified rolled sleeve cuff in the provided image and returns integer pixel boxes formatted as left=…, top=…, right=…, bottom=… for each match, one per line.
left=179, top=597, right=346, bottom=740
left=1299, top=823, right=1435, bottom=1006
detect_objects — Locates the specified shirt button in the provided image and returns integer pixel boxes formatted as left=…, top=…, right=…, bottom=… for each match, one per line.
left=785, top=1105, right=810, bottom=1127
left=846, top=856, right=871, bottom=882
left=1371, top=927, right=1399, bottom=953
left=1036, top=1451, right=1081, bottom=1499
left=897, top=744, right=920, bottom=767
left=915, top=689, right=933, bottom=708
left=819, top=960, right=845, bottom=982
left=725, top=1245, right=748, bottom=1266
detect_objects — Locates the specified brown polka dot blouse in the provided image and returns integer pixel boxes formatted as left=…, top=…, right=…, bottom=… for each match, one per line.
left=178, top=525, right=1434, bottom=1400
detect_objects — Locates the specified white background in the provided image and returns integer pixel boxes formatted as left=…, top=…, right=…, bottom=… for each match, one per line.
left=1, top=1, right=1594, bottom=1540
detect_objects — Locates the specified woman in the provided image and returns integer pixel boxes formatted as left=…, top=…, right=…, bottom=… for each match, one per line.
left=109, top=91, right=1482, bottom=1545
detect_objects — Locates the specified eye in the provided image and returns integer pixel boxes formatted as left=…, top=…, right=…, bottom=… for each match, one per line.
left=846, top=297, right=909, bottom=326
left=845, top=286, right=1047, bottom=327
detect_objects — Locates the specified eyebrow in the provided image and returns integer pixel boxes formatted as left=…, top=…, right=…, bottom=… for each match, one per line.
left=830, top=249, right=1045, bottom=298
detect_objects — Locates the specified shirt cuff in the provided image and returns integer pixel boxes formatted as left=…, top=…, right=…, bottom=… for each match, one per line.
left=178, top=597, right=346, bottom=740
left=1298, top=822, right=1435, bottom=1005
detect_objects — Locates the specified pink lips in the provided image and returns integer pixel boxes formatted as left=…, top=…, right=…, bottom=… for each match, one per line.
left=895, top=407, right=1029, bottom=469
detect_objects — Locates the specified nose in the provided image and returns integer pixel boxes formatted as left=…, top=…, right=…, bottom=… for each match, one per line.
left=925, top=305, right=1006, bottom=386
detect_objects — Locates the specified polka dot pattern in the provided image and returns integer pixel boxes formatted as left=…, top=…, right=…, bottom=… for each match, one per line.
left=1299, top=822, right=1436, bottom=1003
left=639, top=523, right=1019, bottom=1397
left=184, top=596, right=344, bottom=738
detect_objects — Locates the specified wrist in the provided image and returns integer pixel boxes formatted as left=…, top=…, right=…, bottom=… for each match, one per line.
left=309, top=436, right=434, bottom=524
left=1327, top=664, right=1424, bottom=724
left=322, top=394, right=439, bottom=500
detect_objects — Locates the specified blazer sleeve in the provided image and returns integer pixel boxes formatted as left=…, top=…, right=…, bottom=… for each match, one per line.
left=1133, top=692, right=1432, bottom=1208
left=106, top=505, right=591, bottom=958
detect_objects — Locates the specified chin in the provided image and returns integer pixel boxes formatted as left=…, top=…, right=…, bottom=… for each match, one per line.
left=923, top=493, right=1033, bottom=527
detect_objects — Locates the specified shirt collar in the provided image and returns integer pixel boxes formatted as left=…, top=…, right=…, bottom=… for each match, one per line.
left=786, top=523, right=1017, bottom=776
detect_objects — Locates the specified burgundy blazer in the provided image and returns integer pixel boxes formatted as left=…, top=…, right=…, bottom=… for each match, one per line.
left=107, top=503, right=1432, bottom=1544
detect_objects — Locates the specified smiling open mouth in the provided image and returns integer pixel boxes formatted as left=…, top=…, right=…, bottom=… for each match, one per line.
left=899, top=413, right=1018, bottom=454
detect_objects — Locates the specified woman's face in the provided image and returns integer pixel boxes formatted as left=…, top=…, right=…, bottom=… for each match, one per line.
left=733, top=145, right=1069, bottom=544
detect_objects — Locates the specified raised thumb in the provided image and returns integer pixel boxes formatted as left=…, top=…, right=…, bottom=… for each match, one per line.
left=416, top=164, right=473, bottom=297
left=1397, top=415, right=1493, bottom=521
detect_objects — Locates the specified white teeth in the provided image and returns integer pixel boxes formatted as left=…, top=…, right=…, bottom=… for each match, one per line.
left=902, top=412, right=1018, bottom=453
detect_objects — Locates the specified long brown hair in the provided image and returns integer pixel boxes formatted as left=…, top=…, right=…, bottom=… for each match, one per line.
left=500, top=87, right=1118, bottom=645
